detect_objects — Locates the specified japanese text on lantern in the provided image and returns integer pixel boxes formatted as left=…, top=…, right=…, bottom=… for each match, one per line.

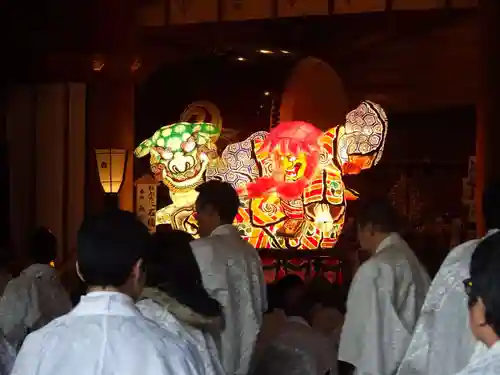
left=135, top=176, right=158, bottom=233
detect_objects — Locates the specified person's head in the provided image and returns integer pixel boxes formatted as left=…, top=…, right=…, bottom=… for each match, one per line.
left=195, top=180, right=240, bottom=237
left=283, top=290, right=320, bottom=325
left=265, top=283, right=277, bottom=314
left=147, top=230, right=200, bottom=287
left=273, top=274, right=305, bottom=311
left=357, top=198, right=400, bottom=253
left=145, top=230, right=222, bottom=317
left=308, top=276, right=347, bottom=314
left=29, top=227, right=57, bottom=265
left=466, top=231, right=500, bottom=347
left=76, top=210, right=151, bottom=300
left=483, top=180, right=500, bottom=230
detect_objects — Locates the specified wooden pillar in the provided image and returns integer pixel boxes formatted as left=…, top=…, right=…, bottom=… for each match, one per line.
left=85, top=0, right=139, bottom=214
left=0, top=88, right=8, bottom=247
left=86, top=81, right=135, bottom=213
left=476, top=0, right=500, bottom=235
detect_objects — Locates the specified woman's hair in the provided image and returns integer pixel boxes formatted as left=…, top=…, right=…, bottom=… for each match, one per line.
left=145, top=230, right=222, bottom=317
left=469, top=231, right=500, bottom=337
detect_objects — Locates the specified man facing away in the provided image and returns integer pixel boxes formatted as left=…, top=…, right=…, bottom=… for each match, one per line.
left=253, top=292, right=335, bottom=375
left=0, top=228, right=71, bottom=351
left=11, top=210, right=206, bottom=375
left=191, top=180, right=267, bottom=375
left=396, top=182, right=500, bottom=375
left=339, top=198, right=430, bottom=375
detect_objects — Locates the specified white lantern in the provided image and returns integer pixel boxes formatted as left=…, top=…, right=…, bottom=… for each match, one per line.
left=95, top=149, right=127, bottom=194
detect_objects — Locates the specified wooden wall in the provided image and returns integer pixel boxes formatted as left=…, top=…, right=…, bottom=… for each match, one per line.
left=138, top=0, right=477, bottom=26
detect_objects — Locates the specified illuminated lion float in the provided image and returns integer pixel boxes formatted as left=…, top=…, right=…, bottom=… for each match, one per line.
left=135, top=100, right=388, bottom=249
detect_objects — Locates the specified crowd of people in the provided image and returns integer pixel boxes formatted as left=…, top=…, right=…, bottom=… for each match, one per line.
left=0, top=179, right=500, bottom=375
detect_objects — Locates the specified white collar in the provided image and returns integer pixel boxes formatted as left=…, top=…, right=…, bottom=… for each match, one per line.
left=490, top=340, right=500, bottom=352
left=485, top=229, right=500, bottom=239
left=21, top=263, right=56, bottom=278
left=286, top=316, right=311, bottom=327
left=211, top=224, right=240, bottom=237
left=376, top=232, right=403, bottom=253
left=72, top=291, right=140, bottom=318
left=468, top=340, right=500, bottom=367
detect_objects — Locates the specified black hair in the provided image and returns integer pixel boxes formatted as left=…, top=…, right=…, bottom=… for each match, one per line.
left=357, top=198, right=400, bottom=233
left=483, top=180, right=500, bottom=230
left=29, top=227, right=57, bottom=264
left=273, top=274, right=305, bottom=310
left=308, top=277, right=347, bottom=314
left=145, top=230, right=222, bottom=317
left=265, top=283, right=276, bottom=313
left=195, top=180, right=240, bottom=224
left=470, top=231, right=500, bottom=337
left=283, top=291, right=318, bottom=324
left=77, top=210, right=151, bottom=287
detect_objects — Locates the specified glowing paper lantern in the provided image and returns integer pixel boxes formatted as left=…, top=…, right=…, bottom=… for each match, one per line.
left=95, top=149, right=127, bottom=193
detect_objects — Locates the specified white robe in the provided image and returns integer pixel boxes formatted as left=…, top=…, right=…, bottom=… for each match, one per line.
left=453, top=341, right=500, bottom=375
left=137, top=288, right=225, bottom=375
left=0, top=333, right=14, bottom=375
left=0, top=270, right=11, bottom=296
left=191, top=224, right=267, bottom=375
left=0, top=264, right=72, bottom=350
left=396, top=230, right=499, bottom=375
left=253, top=316, right=335, bottom=375
left=11, top=291, right=206, bottom=375
left=339, top=233, right=430, bottom=375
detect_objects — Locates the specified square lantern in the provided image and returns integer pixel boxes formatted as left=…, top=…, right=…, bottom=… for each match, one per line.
left=95, top=148, right=128, bottom=197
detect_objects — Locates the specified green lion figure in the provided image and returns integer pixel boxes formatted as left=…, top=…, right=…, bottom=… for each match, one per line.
left=134, top=121, right=220, bottom=232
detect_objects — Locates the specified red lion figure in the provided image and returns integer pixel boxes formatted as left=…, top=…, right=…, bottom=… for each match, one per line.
left=243, top=121, right=323, bottom=201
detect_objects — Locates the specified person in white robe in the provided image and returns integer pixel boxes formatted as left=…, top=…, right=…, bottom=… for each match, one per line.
left=137, top=230, right=225, bottom=375
left=252, top=292, right=335, bottom=375
left=339, top=198, right=430, bottom=375
left=192, top=181, right=267, bottom=375
left=11, top=210, right=206, bottom=375
left=451, top=231, right=500, bottom=375
left=0, top=228, right=71, bottom=350
left=396, top=182, right=500, bottom=375
left=0, top=332, right=14, bottom=375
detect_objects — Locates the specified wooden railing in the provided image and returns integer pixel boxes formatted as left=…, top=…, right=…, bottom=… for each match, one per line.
left=259, top=248, right=345, bottom=283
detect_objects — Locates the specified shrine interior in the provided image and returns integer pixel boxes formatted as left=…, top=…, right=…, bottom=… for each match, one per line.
left=0, top=0, right=498, bottom=280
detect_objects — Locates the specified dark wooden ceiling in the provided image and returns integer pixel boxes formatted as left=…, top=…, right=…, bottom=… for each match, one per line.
left=0, top=1, right=478, bottom=112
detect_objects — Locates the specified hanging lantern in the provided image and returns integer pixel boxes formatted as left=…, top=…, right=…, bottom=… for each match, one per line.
left=95, top=149, right=127, bottom=194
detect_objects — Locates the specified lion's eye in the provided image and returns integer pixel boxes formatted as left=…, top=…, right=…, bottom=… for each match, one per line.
left=183, top=139, right=196, bottom=153
left=162, top=149, right=173, bottom=160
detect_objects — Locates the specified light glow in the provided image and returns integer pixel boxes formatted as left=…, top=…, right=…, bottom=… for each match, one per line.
left=237, top=57, right=247, bottom=61
left=258, top=49, right=273, bottom=54
left=95, top=149, right=127, bottom=193
left=134, top=101, right=388, bottom=250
